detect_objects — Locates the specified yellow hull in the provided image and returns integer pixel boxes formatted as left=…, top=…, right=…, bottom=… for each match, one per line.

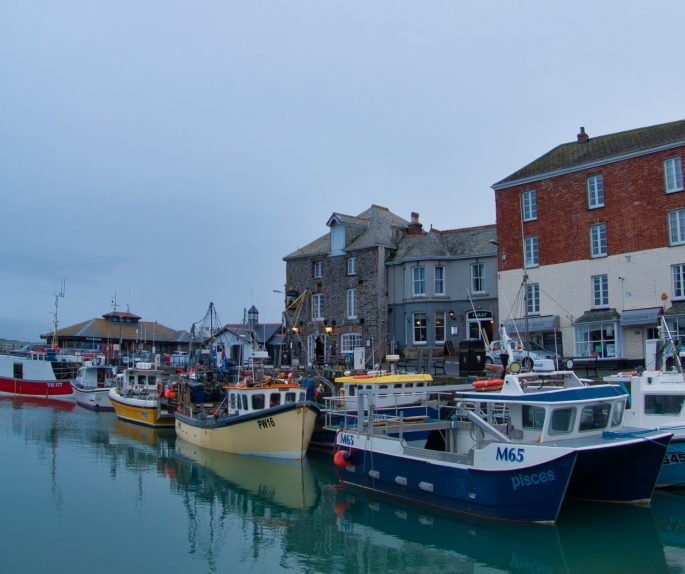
left=175, top=404, right=318, bottom=459
left=109, top=391, right=175, bottom=428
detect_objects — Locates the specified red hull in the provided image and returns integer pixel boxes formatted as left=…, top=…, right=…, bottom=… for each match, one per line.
left=0, top=376, right=74, bottom=399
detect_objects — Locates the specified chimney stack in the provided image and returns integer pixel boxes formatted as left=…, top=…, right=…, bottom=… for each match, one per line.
left=577, top=126, right=589, bottom=144
left=407, top=212, right=424, bottom=235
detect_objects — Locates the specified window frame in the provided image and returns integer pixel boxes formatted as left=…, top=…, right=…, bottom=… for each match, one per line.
left=590, top=223, right=607, bottom=258
left=346, top=288, right=357, bottom=320
left=524, top=236, right=539, bottom=268
left=673, top=264, right=685, bottom=300
left=471, top=263, right=485, bottom=294
left=434, top=265, right=445, bottom=295
left=311, top=293, right=324, bottom=320
left=313, top=261, right=322, bottom=279
left=412, top=312, right=428, bottom=344
left=587, top=175, right=605, bottom=209
left=592, top=274, right=609, bottom=308
left=434, top=311, right=446, bottom=344
left=527, top=282, right=540, bottom=315
left=521, top=190, right=537, bottom=222
left=347, top=256, right=357, bottom=276
left=341, top=333, right=362, bottom=354
left=665, top=156, right=684, bottom=194
left=412, top=266, right=426, bottom=297
left=669, top=209, right=685, bottom=246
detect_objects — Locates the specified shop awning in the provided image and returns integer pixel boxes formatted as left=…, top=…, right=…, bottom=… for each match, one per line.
left=620, top=307, right=663, bottom=326
left=574, top=308, right=620, bottom=324
left=503, top=315, right=560, bottom=333
left=664, top=302, right=685, bottom=317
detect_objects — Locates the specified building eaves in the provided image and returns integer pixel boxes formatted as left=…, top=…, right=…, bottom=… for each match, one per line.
left=493, top=119, right=685, bottom=190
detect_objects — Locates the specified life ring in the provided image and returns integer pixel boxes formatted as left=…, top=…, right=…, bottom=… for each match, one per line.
left=472, top=379, right=504, bottom=392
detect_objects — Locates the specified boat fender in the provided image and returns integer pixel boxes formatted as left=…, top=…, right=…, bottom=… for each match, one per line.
left=334, top=450, right=351, bottom=468
left=472, top=379, right=504, bottom=391
left=157, top=383, right=164, bottom=398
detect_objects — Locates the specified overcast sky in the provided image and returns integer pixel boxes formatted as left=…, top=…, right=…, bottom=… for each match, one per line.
left=1, top=2, right=684, bottom=341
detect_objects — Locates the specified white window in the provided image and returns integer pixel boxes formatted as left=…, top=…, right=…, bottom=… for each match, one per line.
left=673, top=264, right=685, bottom=299
left=590, top=224, right=607, bottom=258
left=341, top=333, right=362, bottom=353
left=413, top=312, right=427, bottom=343
left=435, top=312, right=446, bottom=344
left=312, top=293, right=324, bottom=319
left=524, top=236, right=539, bottom=268
left=347, top=256, right=357, bottom=276
left=412, top=267, right=426, bottom=296
left=522, top=190, right=537, bottom=221
left=587, top=175, right=604, bottom=208
left=669, top=209, right=685, bottom=245
left=592, top=274, right=609, bottom=307
left=665, top=157, right=684, bottom=193
left=346, top=288, right=357, bottom=319
left=527, top=282, right=540, bottom=315
left=471, top=263, right=485, bottom=293
left=330, top=223, right=345, bottom=254
left=574, top=322, right=617, bottom=358
left=434, top=266, right=445, bottom=295
left=313, top=261, right=322, bottom=278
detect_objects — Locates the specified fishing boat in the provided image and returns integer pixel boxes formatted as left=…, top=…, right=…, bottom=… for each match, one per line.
left=604, top=317, right=685, bottom=487
left=70, top=363, right=117, bottom=411
left=0, top=349, right=79, bottom=400
left=311, top=370, right=464, bottom=450
left=175, top=377, right=320, bottom=459
left=454, top=367, right=672, bottom=504
left=333, top=396, right=577, bottom=524
left=108, top=363, right=175, bottom=427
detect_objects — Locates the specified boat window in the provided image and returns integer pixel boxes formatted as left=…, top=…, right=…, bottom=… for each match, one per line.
left=13, top=363, right=23, bottom=379
left=270, top=393, right=281, bottom=407
left=252, top=394, right=265, bottom=410
left=379, top=385, right=388, bottom=390
left=230, top=394, right=236, bottom=410
left=611, top=400, right=625, bottom=427
left=549, top=407, right=576, bottom=434
left=394, top=383, right=402, bottom=389
left=242, top=395, right=248, bottom=410
left=579, top=403, right=611, bottom=431
left=139, top=375, right=147, bottom=386
left=644, top=395, right=685, bottom=415
left=416, top=382, right=424, bottom=388
left=406, top=383, right=414, bottom=388
left=348, top=385, right=356, bottom=396
left=299, top=392, right=305, bottom=401
left=366, top=385, right=372, bottom=390
left=128, top=375, right=135, bottom=385
left=285, top=392, right=296, bottom=403
left=522, top=405, right=545, bottom=430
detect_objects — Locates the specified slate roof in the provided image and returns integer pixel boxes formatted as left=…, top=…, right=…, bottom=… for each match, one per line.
left=284, top=205, right=410, bottom=260
left=388, top=224, right=497, bottom=263
left=494, top=119, right=685, bottom=189
left=47, top=317, right=190, bottom=343
left=221, top=323, right=282, bottom=345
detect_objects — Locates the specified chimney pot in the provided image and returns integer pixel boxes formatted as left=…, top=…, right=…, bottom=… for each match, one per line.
left=577, top=126, right=589, bottom=143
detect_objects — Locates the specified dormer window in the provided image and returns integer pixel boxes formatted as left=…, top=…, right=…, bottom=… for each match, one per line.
left=330, top=222, right=345, bottom=255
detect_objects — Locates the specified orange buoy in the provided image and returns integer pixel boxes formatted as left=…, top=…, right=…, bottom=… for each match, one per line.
left=334, top=450, right=351, bottom=467
left=472, top=379, right=504, bottom=392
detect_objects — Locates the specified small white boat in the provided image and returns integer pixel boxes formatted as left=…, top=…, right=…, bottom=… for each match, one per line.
left=0, top=349, right=79, bottom=400
left=71, top=364, right=117, bottom=411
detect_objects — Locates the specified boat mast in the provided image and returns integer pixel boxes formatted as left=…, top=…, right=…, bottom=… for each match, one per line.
left=52, top=278, right=65, bottom=349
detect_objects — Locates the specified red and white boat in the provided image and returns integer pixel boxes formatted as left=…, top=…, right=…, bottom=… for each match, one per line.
left=0, top=349, right=80, bottom=400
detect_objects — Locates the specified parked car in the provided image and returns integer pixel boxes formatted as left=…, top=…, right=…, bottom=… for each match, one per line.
left=485, top=339, right=559, bottom=370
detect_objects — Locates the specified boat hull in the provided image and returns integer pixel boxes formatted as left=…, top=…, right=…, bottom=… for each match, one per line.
left=71, top=386, right=114, bottom=411
left=175, top=403, right=320, bottom=459
left=334, top=433, right=576, bottom=524
left=566, top=432, right=671, bottom=504
left=657, top=437, right=685, bottom=488
left=0, top=376, right=73, bottom=400
left=109, top=390, right=175, bottom=427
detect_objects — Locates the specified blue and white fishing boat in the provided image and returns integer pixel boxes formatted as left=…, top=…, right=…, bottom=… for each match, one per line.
left=458, top=366, right=672, bottom=504
left=333, top=386, right=578, bottom=524
left=605, top=318, right=685, bottom=487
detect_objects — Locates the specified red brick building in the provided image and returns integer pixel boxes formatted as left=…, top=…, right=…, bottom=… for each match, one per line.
left=492, top=120, right=685, bottom=364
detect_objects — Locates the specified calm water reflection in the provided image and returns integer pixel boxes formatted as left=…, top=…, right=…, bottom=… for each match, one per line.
left=2, top=397, right=685, bottom=574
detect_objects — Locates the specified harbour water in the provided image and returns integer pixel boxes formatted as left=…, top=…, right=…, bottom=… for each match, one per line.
left=3, top=397, right=685, bottom=574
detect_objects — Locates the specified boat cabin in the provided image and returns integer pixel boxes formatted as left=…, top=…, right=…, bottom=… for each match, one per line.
left=334, top=373, right=433, bottom=410
left=119, top=363, right=164, bottom=396
left=227, top=384, right=307, bottom=416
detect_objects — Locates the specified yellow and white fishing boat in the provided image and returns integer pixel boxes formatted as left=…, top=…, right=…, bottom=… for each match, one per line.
left=175, top=379, right=320, bottom=459
left=108, top=363, right=175, bottom=428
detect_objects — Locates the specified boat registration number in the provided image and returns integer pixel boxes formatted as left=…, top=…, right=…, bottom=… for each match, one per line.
left=257, top=417, right=276, bottom=429
left=664, top=452, right=685, bottom=465
left=339, top=433, right=355, bottom=446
